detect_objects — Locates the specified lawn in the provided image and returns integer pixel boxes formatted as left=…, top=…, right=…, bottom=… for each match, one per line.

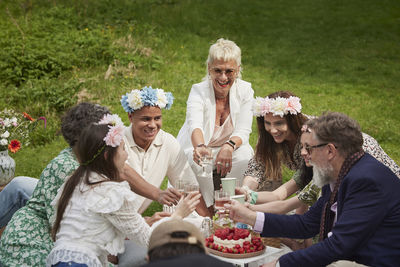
left=1, top=0, right=399, bottom=215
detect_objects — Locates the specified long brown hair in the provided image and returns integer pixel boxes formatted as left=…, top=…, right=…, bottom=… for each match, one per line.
left=51, top=123, right=121, bottom=241
left=255, top=91, right=308, bottom=181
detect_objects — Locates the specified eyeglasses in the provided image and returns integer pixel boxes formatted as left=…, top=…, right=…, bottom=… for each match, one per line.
left=302, top=143, right=329, bottom=154
left=210, top=68, right=236, bottom=78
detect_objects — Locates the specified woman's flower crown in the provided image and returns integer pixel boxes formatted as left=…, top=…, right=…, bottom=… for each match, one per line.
left=252, top=96, right=302, bottom=117
left=82, top=114, right=126, bottom=166
left=120, top=86, right=174, bottom=113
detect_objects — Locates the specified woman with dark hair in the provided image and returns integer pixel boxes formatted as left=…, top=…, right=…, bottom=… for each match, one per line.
left=47, top=116, right=200, bottom=267
left=240, top=91, right=308, bottom=206
left=241, top=92, right=400, bottom=215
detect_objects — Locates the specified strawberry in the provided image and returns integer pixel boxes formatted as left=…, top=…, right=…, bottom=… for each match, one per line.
left=235, top=244, right=241, bottom=249
left=228, top=248, right=233, bottom=253
left=243, top=241, right=250, bottom=245
left=223, top=248, right=228, bottom=253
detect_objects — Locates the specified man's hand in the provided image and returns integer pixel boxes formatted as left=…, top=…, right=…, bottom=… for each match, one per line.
left=157, top=188, right=181, bottom=206
left=144, top=211, right=171, bottom=226
left=225, top=199, right=257, bottom=226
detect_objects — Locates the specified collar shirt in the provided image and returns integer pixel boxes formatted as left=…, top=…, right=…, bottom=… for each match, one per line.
left=124, top=126, right=198, bottom=213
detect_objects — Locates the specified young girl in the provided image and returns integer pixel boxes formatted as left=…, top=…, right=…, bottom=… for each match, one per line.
left=47, top=114, right=200, bottom=267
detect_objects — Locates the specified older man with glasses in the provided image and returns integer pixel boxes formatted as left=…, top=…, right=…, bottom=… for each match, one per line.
left=226, top=112, right=400, bottom=267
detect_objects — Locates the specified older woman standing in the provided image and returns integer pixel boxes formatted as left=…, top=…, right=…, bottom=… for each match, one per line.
left=177, top=38, right=254, bottom=207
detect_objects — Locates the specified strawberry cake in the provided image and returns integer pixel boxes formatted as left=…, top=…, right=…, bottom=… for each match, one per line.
left=205, top=227, right=265, bottom=255
left=213, top=227, right=251, bottom=248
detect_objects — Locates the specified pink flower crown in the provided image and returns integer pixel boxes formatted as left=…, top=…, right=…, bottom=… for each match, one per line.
left=252, top=96, right=302, bottom=117
left=98, top=114, right=125, bottom=147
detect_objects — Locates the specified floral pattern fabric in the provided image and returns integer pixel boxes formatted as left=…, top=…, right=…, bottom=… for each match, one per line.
left=0, top=148, right=79, bottom=267
left=244, top=139, right=303, bottom=191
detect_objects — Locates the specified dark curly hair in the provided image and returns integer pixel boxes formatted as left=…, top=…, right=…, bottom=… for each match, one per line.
left=61, top=102, right=110, bottom=147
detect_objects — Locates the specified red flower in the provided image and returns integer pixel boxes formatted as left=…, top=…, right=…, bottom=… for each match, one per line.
left=23, top=112, right=35, bottom=121
left=8, top=139, right=21, bottom=153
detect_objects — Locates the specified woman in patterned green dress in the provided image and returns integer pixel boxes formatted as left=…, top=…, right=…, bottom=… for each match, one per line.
left=0, top=103, right=110, bottom=267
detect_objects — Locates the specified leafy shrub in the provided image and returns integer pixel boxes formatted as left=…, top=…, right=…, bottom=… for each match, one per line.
left=5, top=78, right=82, bottom=113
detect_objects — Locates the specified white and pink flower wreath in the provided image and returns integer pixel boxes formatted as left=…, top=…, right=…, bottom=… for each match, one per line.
left=252, top=96, right=302, bottom=117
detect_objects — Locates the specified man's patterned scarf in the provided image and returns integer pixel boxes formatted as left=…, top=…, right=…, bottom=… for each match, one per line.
left=319, top=149, right=365, bottom=241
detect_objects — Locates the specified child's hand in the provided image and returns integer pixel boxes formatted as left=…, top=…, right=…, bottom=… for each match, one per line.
left=172, top=192, right=201, bottom=219
left=144, top=211, right=171, bottom=226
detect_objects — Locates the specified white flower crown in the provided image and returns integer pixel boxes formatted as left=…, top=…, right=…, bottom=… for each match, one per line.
left=252, top=96, right=302, bottom=117
left=120, top=86, right=174, bottom=113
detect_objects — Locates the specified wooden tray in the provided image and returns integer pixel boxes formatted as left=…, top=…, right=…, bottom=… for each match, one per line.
left=206, top=246, right=266, bottom=259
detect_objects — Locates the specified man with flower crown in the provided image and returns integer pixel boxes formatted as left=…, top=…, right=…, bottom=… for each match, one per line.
left=120, top=86, right=208, bottom=215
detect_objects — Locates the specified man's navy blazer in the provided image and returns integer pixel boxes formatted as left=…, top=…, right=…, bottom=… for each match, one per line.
left=261, top=153, right=400, bottom=267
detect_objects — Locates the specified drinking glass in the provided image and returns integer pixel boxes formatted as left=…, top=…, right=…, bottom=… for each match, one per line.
left=176, top=179, right=186, bottom=196
left=184, top=183, right=200, bottom=197
left=200, top=217, right=212, bottom=238
left=200, top=146, right=213, bottom=166
left=214, top=190, right=230, bottom=212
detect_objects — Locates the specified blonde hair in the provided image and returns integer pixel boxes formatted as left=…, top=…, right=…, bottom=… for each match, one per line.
left=205, top=38, right=242, bottom=79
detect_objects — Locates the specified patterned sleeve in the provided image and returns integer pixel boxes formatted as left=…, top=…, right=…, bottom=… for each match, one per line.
left=86, top=181, right=152, bottom=248
left=297, top=180, right=322, bottom=206
left=291, top=169, right=304, bottom=190
left=362, top=133, right=400, bottom=178
left=104, top=200, right=151, bottom=248
left=243, top=157, right=265, bottom=184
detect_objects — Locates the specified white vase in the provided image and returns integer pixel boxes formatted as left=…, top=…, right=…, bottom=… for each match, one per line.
left=0, top=150, right=15, bottom=186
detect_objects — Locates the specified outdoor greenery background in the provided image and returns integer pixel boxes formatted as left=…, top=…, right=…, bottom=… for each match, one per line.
left=1, top=0, right=399, bottom=215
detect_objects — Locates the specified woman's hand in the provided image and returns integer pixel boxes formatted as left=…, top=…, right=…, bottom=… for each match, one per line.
left=235, top=186, right=246, bottom=195
left=215, top=144, right=234, bottom=176
left=193, top=146, right=211, bottom=166
left=172, top=192, right=201, bottom=219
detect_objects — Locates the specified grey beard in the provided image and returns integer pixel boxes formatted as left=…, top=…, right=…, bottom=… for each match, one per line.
left=312, top=163, right=334, bottom=188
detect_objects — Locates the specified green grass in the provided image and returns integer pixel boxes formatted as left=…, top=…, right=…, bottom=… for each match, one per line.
left=1, top=0, right=399, bottom=216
